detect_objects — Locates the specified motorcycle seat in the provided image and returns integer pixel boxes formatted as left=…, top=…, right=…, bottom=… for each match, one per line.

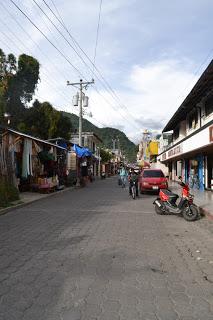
left=162, top=189, right=178, bottom=198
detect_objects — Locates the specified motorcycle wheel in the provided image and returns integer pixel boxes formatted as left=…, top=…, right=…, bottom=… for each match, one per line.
left=182, top=204, right=199, bottom=221
left=155, top=204, right=164, bottom=215
left=131, top=185, right=136, bottom=199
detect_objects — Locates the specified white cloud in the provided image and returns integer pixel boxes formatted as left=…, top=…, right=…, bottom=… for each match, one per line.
left=87, top=59, right=198, bottom=142
left=1, top=0, right=210, bottom=146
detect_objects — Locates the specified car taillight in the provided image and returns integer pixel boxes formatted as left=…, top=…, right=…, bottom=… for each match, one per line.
left=161, top=181, right=167, bottom=185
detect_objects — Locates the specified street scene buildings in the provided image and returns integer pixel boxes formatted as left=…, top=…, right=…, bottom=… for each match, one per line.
left=158, top=60, right=213, bottom=191
left=0, top=1, right=213, bottom=320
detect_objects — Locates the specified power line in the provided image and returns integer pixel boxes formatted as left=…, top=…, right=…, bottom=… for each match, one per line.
left=9, top=0, right=85, bottom=78
left=0, top=1, right=71, bottom=81
left=1, top=0, right=129, bottom=130
left=0, top=2, right=78, bottom=104
left=32, top=0, right=93, bottom=81
left=48, top=0, right=139, bottom=125
left=0, top=18, right=73, bottom=106
left=93, top=0, right=103, bottom=75
left=10, top=0, right=141, bottom=131
left=40, top=0, right=141, bottom=130
left=176, top=52, right=213, bottom=103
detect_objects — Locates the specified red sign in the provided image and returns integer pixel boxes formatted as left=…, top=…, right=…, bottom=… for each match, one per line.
left=210, top=126, right=213, bottom=142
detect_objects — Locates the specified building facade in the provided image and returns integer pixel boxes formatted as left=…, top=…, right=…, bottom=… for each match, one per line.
left=158, top=60, right=213, bottom=191
left=70, top=132, right=102, bottom=177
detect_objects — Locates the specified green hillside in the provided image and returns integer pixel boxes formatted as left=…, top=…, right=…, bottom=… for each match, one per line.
left=63, top=112, right=137, bottom=162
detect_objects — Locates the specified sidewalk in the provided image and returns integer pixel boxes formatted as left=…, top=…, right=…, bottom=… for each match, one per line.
left=169, top=181, right=213, bottom=217
left=0, top=186, right=74, bottom=216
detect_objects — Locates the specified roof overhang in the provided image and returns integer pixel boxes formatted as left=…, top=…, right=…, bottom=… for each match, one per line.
left=4, top=128, right=67, bottom=150
left=163, top=60, right=213, bottom=132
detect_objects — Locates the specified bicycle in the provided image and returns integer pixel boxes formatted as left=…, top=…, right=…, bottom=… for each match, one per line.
left=188, top=174, right=200, bottom=189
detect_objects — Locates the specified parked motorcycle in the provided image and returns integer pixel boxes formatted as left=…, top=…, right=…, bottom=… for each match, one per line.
left=153, top=178, right=199, bottom=221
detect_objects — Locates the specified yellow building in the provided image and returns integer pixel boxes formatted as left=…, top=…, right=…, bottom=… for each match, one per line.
left=149, top=141, right=158, bottom=155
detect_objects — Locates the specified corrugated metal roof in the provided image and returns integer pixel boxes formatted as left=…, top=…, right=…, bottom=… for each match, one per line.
left=6, top=128, right=67, bottom=150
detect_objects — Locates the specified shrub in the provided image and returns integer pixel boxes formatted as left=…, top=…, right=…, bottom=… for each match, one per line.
left=0, top=180, right=19, bottom=207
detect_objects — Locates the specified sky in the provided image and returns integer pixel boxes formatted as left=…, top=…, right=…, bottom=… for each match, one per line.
left=1, top=0, right=213, bottom=143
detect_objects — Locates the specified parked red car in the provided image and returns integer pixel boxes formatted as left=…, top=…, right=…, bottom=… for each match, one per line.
left=139, top=169, right=168, bottom=193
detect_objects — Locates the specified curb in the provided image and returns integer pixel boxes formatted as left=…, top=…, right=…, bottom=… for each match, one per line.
left=0, top=186, right=75, bottom=216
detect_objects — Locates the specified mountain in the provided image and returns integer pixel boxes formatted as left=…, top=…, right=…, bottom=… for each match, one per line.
left=62, top=112, right=137, bottom=162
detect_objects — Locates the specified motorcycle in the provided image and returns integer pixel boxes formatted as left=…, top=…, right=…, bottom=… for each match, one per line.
left=130, top=181, right=137, bottom=199
left=153, top=178, right=199, bottom=221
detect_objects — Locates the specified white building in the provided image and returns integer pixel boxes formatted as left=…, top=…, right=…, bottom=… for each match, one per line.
left=158, top=60, right=213, bottom=191
left=70, top=132, right=102, bottom=176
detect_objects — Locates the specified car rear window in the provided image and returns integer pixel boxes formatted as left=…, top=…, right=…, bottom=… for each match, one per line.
left=143, top=170, right=165, bottom=178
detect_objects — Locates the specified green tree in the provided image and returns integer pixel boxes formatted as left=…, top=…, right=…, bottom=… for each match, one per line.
left=100, top=148, right=112, bottom=163
left=21, top=100, right=72, bottom=140
left=0, top=49, right=39, bottom=127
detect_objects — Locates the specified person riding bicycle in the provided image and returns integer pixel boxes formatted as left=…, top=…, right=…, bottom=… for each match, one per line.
left=128, top=168, right=139, bottom=196
left=119, top=166, right=128, bottom=187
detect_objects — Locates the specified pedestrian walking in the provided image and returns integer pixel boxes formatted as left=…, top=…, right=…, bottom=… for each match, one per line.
left=119, top=166, right=128, bottom=187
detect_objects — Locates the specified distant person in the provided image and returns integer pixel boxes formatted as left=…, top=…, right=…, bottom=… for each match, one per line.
left=119, top=166, right=128, bottom=187
left=128, top=168, right=139, bottom=196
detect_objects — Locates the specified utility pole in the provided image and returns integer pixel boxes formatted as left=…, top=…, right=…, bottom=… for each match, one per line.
left=67, top=79, right=94, bottom=146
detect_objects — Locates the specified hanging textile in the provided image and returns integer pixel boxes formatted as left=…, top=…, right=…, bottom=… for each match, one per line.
left=33, top=141, right=42, bottom=154
left=21, top=138, right=32, bottom=178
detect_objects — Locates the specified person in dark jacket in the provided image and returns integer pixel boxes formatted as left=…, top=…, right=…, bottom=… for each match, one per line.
left=128, top=169, right=139, bottom=196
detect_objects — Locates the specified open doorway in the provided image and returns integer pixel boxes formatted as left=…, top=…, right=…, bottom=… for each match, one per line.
left=207, top=154, right=213, bottom=189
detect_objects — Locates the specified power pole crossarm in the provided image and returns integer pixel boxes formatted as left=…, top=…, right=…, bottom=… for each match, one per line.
left=67, top=79, right=94, bottom=146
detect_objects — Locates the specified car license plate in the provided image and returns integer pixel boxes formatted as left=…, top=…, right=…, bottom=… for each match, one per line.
left=152, top=186, right=158, bottom=190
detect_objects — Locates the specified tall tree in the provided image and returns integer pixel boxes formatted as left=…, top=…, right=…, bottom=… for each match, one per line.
left=0, top=49, right=39, bottom=126
left=21, top=100, right=72, bottom=140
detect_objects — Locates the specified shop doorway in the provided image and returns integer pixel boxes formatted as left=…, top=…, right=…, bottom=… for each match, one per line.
left=207, top=154, right=213, bottom=189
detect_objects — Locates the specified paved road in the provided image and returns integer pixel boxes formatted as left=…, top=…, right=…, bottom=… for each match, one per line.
left=0, top=177, right=213, bottom=320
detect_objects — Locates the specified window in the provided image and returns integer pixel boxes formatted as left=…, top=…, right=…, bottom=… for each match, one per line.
left=143, top=170, right=165, bottom=178
left=205, top=96, right=213, bottom=117
left=188, top=109, right=198, bottom=129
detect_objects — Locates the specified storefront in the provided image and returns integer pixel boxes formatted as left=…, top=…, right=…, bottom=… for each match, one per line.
left=205, top=153, right=213, bottom=190
left=2, top=128, right=67, bottom=192
left=185, top=155, right=204, bottom=191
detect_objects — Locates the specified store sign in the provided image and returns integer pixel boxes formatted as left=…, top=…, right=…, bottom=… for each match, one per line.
left=210, top=125, right=213, bottom=142
left=168, top=144, right=182, bottom=158
left=162, top=153, right=167, bottom=160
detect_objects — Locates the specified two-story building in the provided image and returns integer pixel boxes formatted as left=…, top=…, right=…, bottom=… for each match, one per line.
left=158, top=60, right=213, bottom=191
left=70, top=132, right=102, bottom=177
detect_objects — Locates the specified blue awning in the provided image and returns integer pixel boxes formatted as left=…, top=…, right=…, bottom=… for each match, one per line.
left=72, top=144, right=93, bottom=157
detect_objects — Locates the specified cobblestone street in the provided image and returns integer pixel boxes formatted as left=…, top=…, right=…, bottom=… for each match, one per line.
left=0, top=177, right=213, bottom=320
